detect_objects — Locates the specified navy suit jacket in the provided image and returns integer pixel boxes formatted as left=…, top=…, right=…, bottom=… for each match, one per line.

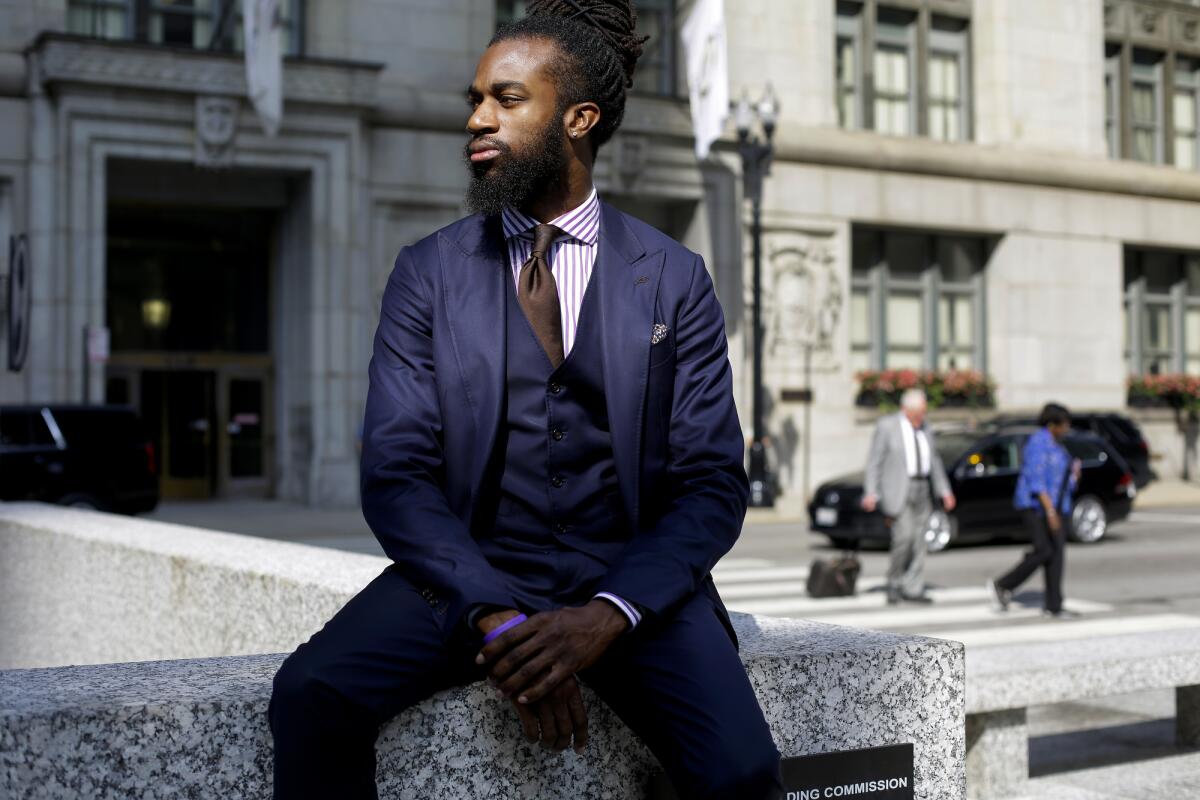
left=360, top=201, right=749, bottom=639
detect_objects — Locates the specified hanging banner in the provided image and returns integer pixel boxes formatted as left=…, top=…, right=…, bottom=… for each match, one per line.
left=243, top=0, right=284, bottom=137
left=7, top=234, right=30, bottom=373
left=681, top=0, right=730, bottom=160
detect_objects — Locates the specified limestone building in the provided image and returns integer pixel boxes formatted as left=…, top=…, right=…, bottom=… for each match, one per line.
left=0, top=0, right=1197, bottom=510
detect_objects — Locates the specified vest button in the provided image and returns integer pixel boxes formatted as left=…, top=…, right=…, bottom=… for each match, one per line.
left=551, top=475, right=565, bottom=488
left=549, top=382, right=562, bottom=394
left=552, top=428, right=564, bottom=441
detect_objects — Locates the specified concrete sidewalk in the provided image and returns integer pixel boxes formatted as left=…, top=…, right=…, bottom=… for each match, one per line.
left=1134, top=479, right=1200, bottom=509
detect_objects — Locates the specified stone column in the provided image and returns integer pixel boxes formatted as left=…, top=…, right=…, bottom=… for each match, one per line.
left=966, top=708, right=1027, bottom=800
left=1179, top=684, right=1200, bottom=747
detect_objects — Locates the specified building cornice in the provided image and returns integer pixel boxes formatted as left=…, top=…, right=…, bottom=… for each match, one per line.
left=768, top=127, right=1200, bottom=204
left=28, top=33, right=382, bottom=108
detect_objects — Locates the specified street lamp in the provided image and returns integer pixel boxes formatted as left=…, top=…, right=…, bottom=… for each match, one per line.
left=736, top=84, right=778, bottom=508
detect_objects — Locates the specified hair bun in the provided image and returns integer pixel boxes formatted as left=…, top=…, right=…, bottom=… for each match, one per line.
left=526, top=0, right=648, bottom=88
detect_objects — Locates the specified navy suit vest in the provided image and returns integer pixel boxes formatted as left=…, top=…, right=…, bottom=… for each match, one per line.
left=479, top=268, right=629, bottom=607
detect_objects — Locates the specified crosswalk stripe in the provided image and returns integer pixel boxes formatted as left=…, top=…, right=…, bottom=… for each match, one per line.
left=728, top=596, right=1113, bottom=627
left=927, top=613, right=1200, bottom=648
left=1125, top=512, right=1200, bottom=526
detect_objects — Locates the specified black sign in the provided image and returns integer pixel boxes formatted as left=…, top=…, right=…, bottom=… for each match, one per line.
left=650, top=743, right=914, bottom=800
left=7, top=234, right=30, bottom=372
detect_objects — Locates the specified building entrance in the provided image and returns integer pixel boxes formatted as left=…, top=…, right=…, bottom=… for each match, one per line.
left=104, top=190, right=277, bottom=500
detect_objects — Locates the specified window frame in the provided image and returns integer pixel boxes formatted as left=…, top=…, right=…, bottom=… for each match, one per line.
left=851, top=226, right=989, bottom=373
left=66, top=0, right=304, bottom=56
left=1174, top=57, right=1200, bottom=170
left=1125, top=247, right=1200, bottom=375
left=835, top=0, right=972, bottom=142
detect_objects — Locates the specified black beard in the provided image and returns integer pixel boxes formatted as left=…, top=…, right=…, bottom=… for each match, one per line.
left=464, top=117, right=569, bottom=216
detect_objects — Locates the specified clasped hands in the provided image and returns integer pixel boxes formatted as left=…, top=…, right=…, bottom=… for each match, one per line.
left=474, top=601, right=627, bottom=754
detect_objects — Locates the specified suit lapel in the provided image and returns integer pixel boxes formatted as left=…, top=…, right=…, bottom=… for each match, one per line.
left=595, top=202, right=661, bottom=530
left=439, top=214, right=507, bottom=518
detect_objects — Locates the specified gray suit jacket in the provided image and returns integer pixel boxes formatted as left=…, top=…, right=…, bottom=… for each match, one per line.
left=864, top=412, right=952, bottom=518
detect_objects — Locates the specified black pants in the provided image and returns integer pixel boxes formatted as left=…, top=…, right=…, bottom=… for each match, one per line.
left=267, top=565, right=783, bottom=800
left=996, top=509, right=1065, bottom=613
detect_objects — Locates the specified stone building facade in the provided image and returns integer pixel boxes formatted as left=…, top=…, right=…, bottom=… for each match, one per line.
left=1, top=0, right=1198, bottom=509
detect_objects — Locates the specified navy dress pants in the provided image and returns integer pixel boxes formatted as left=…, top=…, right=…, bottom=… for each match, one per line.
left=268, top=565, right=782, bottom=800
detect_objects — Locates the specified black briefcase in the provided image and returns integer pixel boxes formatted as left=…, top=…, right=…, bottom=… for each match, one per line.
left=807, top=554, right=861, bottom=598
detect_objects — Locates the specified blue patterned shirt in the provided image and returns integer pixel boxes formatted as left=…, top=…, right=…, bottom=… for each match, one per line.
left=1014, top=428, right=1076, bottom=513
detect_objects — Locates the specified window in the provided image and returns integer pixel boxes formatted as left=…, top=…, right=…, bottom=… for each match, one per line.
left=1131, top=50, right=1164, bottom=163
left=1125, top=248, right=1200, bottom=375
left=1105, top=46, right=1121, bottom=159
left=494, top=0, right=678, bottom=97
left=836, top=1, right=970, bottom=141
left=66, top=0, right=303, bottom=55
left=1105, top=18, right=1200, bottom=171
left=1175, top=58, right=1200, bottom=170
left=851, top=227, right=989, bottom=372
left=969, top=439, right=1020, bottom=477
left=67, top=0, right=130, bottom=39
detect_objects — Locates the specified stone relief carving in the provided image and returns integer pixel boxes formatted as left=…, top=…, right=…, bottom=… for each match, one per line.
left=758, top=234, right=842, bottom=377
left=195, top=96, right=239, bottom=167
left=1135, top=6, right=1163, bottom=35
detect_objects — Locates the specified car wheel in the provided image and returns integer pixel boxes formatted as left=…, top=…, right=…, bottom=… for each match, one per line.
left=924, top=510, right=957, bottom=553
left=1070, top=495, right=1108, bottom=543
left=57, top=493, right=103, bottom=511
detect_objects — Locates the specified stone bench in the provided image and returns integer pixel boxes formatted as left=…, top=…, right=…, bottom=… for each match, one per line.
left=964, top=629, right=1200, bottom=800
left=0, top=503, right=966, bottom=798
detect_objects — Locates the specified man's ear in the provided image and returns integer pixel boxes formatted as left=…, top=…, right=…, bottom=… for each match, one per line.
left=564, top=101, right=601, bottom=141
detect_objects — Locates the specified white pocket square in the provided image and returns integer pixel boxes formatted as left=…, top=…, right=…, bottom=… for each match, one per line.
left=651, top=324, right=669, bottom=345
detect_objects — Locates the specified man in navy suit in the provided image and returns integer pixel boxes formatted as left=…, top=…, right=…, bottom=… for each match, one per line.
left=268, top=2, right=782, bottom=798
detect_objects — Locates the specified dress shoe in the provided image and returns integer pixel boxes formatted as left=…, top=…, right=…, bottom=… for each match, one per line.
left=1042, top=608, right=1081, bottom=620
left=987, top=579, right=1011, bottom=612
left=900, top=593, right=933, bottom=604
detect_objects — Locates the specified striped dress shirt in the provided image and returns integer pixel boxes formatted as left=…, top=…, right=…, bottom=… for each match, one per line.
left=499, top=188, right=642, bottom=631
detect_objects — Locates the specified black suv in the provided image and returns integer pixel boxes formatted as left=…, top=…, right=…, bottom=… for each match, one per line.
left=989, top=412, right=1152, bottom=487
left=0, top=405, right=159, bottom=514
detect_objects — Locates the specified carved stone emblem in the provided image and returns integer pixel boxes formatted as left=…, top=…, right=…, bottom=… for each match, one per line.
left=763, top=237, right=842, bottom=375
left=1135, top=6, right=1162, bottom=35
left=194, top=96, right=239, bottom=167
left=1182, top=17, right=1200, bottom=43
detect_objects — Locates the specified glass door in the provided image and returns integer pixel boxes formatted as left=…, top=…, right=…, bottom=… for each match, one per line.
left=219, top=369, right=272, bottom=497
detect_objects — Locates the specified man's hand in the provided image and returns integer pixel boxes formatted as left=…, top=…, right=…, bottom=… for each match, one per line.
left=509, top=676, right=589, bottom=753
left=477, top=600, right=628, bottom=705
left=942, top=492, right=957, bottom=512
left=861, top=494, right=878, bottom=513
left=1046, top=508, right=1062, bottom=534
left=477, top=608, right=522, bottom=636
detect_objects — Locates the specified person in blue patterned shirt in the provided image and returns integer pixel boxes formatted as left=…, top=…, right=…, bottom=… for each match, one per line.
left=987, top=403, right=1082, bottom=619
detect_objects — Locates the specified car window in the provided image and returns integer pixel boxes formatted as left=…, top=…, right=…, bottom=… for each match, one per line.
left=1064, top=437, right=1107, bottom=465
left=936, top=432, right=976, bottom=466
left=0, top=411, right=54, bottom=447
left=1101, top=417, right=1142, bottom=446
left=965, top=437, right=1022, bottom=476
left=52, top=409, right=146, bottom=449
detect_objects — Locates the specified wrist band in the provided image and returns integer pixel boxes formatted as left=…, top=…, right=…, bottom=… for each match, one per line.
left=482, top=613, right=527, bottom=644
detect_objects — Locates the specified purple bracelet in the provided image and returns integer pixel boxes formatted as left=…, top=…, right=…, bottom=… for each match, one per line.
left=482, top=613, right=527, bottom=644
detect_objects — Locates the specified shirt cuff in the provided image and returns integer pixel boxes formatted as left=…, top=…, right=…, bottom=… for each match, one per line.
left=594, top=592, right=641, bottom=630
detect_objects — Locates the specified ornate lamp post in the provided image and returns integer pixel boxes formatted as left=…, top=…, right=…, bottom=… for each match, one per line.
left=736, top=85, right=779, bottom=508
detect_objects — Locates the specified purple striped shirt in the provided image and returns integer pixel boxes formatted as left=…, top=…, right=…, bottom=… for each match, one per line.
left=499, top=189, right=641, bottom=631
left=501, top=187, right=601, bottom=359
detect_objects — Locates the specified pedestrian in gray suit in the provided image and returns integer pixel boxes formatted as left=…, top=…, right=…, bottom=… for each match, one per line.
left=861, top=389, right=956, bottom=604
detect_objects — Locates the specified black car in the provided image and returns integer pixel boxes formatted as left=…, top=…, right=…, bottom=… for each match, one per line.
left=0, top=405, right=159, bottom=514
left=989, top=412, right=1152, bottom=488
left=807, top=428, right=1136, bottom=552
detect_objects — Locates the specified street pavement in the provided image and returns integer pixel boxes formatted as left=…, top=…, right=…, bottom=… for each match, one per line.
left=146, top=496, right=1200, bottom=798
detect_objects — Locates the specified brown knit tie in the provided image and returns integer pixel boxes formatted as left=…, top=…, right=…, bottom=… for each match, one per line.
left=518, top=223, right=567, bottom=368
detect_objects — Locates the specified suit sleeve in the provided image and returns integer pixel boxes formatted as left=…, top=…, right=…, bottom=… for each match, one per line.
left=595, top=255, right=749, bottom=620
left=864, top=420, right=888, bottom=500
left=361, top=246, right=517, bottom=634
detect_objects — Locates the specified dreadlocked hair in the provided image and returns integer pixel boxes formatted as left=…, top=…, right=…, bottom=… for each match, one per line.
left=491, top=0, right=648, bottom=155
